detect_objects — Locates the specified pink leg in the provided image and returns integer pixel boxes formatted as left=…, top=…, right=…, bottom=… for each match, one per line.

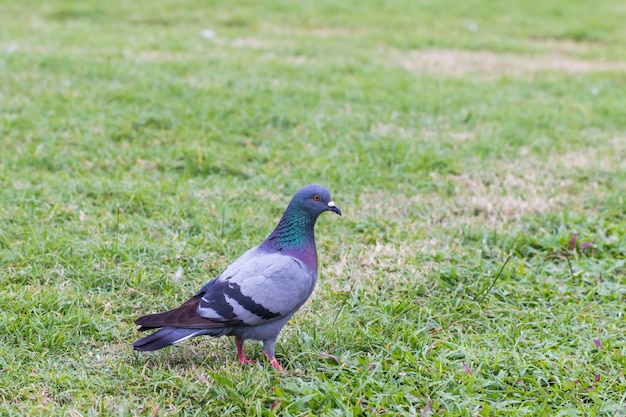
left=264, top=353, right=283, bottom=371
left=235, top=337, right=252, bottom=364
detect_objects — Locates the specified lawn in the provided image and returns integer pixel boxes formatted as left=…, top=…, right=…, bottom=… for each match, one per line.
left=1, top=0, right=625, bottom=415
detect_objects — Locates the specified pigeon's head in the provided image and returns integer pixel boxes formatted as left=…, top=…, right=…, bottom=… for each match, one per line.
left=292, top=184, right=342, bottom=218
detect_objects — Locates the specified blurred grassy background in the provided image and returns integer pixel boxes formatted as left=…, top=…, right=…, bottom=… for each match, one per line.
left=1, top=0, right=625, bottom=415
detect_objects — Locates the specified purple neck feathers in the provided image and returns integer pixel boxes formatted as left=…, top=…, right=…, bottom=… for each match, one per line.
left=261, top=208, right=319, bottom=269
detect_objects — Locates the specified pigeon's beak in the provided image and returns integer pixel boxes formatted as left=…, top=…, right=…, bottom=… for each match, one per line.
left=327, top=201, right=342, bottom=216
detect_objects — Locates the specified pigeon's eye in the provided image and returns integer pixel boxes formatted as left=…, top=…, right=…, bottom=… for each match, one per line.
left=313, top=194, right=321, bottom=201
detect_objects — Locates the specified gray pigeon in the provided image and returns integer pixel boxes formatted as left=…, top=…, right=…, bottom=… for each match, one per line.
left=132, top=184, right=341, bottom=369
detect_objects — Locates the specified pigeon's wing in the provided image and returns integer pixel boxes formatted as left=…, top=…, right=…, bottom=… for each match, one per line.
left=135, top=249, right=316, bottom=330
left=197, top=250, right=317, bottom=326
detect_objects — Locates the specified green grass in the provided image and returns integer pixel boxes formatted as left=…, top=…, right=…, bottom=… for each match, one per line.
left=1, top=0, right=625, bottom=415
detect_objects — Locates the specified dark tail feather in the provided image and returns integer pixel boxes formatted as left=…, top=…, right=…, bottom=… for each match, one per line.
left=132, top=327, right=207, bottom=351
left=133, top=295, right=231, bottom=330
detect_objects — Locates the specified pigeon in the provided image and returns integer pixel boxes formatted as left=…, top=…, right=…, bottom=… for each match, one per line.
left=132, top=184, right=341, bottom=369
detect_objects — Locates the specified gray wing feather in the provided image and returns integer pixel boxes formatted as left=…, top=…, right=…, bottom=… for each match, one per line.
left=198, top=250, right=316, bottom=326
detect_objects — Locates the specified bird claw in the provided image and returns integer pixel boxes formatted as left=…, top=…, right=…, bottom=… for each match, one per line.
left=270, top=360, right=283, bottom=371
left=235, top=338, right=253, bottom=365
left=265, top=354, right=284, bottom=371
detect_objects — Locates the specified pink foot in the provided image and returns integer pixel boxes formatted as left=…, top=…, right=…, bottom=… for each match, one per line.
left=235, top=337, right=252, bottom=365
left=264, top=353, right=284, bottom=371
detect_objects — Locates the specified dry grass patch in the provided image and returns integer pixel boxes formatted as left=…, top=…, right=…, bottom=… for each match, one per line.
left=529, top=38, right=605, bottom=55
left=352, top=172, right=562, bottom=233
left=445, top=171, right=562, bottom=224
left=322, top=240, right=441, bottom=296
left=352, top=140, right=623, bottom=236
left=371, top=121, right=481, bottom=143
left=392, top=48, right=626, bottom=78
left=556, top=137, right=626, bottom=171
left=438, top=140, right=624, bottom=226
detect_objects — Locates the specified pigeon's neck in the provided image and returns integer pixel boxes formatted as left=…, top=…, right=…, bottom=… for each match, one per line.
left=262, top=208, right=318, bottom=265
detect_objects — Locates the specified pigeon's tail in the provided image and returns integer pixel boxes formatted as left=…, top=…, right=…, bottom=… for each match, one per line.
left=132, top=327, right=208, bottom=351
left=132, top=326, right=232, bottom=351
left=133, top=293, right=237, bottom=331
